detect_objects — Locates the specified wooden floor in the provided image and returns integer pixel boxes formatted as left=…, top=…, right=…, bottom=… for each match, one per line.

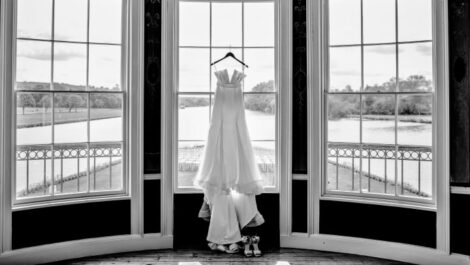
left=48, top=248, right=411, bottom=265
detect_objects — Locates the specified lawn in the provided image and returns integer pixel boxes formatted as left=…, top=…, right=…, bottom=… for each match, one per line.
left=17, top=108, right=122, bottom=128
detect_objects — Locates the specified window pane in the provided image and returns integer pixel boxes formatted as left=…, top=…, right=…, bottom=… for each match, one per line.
left=252, top=141, right=276, bottom=187
left=244, top=2, right=275, bottom=47
left=327, top=94, right=360, bottom=143
left=212, top=2, right=242, bottom=47
left=178, top=141, right=205, bottom=187
left=362, top=94, right=396, bottom=145
left=329, top=0, right=361, bottom=45
left=53, top=143, right=88, bottom=194
left=17, top=0, right=52, bottom=40
left=89, top=0, right=122, bottom=43
left=244, top=48, right=275, bottom=92
left=53, top=43, right=87, bottom=90
left=399, top=43, right=433, bottom=92
left=329, top=47, right=361, bottom=92
left=363, top=0, right=395, bottom=44
left=211, top=48, right=242, bottom=91
left=89, top=143, right=123, bottom=191
left=16, top=40, right=51, bottom=89
left=398, top=0, right=432, bottom=42
left=364, top=45, right=396, bottom=92
left=90, top=93, right=123, bottom=142
left=360, top=145, right=396, bottom=195
left=179, top=2, right=210, bottom=46
left=179, top=48, right=210, bottom=92
left=16, top=145, right=53, bottom=198
left=244, top=94, right=276, bottom=141
left=398, top=148, right=432, bottom=198
left=178, top=95, right=210, bottom=141
left=89, top=44, right=121, bottom=91
left=17, top=92, right=52, bottom=145
left=54, top=93, right=88, bottom=143
left=327, top=143, right=361, bottom=192
left=54, top=0, right=87, bottom=42
left=397, top=95, right=432, bottom=146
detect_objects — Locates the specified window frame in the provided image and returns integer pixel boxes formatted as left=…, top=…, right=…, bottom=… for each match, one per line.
left=168, top=0, right=290, bottom=194
left=9, top=0, right=132, bottom=208
left=311, top=0, right=449, bottom=213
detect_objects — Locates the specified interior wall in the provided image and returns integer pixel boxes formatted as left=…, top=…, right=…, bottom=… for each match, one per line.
left=449, top=0, right=470, bottom=255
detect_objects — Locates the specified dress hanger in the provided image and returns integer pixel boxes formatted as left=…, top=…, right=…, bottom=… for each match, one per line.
left=210, top=46, right=249, bottom=68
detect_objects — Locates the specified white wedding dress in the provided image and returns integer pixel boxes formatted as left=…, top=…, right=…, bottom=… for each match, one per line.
left=193, top=69, right=264, bottom=245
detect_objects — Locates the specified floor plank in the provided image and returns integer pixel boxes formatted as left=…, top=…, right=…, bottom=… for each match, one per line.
left=47, top=248, right=411, bottom=265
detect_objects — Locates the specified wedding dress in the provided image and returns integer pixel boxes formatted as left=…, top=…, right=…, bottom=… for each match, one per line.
left=193, top=69, right=264, bottom=245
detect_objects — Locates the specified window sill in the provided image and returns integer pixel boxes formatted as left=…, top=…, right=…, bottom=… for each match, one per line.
left=174, top=186, right=280, bottom=194
left=320, top=193, right=436, bottom=212
left=12, top=193, right=131, bottom=212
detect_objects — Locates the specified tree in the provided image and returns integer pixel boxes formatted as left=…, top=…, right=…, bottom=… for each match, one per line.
left=65, top=94, right=85, bottom=112
left=18, top=94, right=35, bottom=114
left=38, top=95, right=51, bottom=112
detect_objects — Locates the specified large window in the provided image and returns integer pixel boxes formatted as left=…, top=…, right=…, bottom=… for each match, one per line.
left=176, top=0, right=277, bottom=190
left=325, top=0, right=434, bottom=201
left=14, top=0, right=126, bottom=203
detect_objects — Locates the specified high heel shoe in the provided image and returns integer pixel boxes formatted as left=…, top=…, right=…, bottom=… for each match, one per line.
left=241, top=236, right=253, bottom=257
left=251, top=236, right=262, bottom=257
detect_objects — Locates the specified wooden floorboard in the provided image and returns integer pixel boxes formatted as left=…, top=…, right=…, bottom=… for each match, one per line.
left=46, top=248, right=412, bottom=265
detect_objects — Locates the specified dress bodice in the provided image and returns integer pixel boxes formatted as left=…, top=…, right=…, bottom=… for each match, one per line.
left=214, top=69, right=245, bottom=87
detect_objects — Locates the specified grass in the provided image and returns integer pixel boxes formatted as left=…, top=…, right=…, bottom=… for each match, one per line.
left=17, top=108, right=122, bottom=128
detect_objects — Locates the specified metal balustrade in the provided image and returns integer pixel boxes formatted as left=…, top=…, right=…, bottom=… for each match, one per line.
left=16, top=143, right=122, bottom=197
left=328, top=142, right=432, bottom=197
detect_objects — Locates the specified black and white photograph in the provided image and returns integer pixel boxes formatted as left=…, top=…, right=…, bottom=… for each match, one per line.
left=0, top=0, right=467, bottom=264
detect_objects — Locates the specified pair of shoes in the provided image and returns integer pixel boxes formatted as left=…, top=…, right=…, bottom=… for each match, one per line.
left=241, top=236, right=253, bottom=257
left=251, top=236, right=262, bottom=257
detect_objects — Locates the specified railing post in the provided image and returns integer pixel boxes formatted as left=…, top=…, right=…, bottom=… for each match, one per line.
left=351, top=148, right=355, bottom=191
left=335, top=146, right=339, bottom=190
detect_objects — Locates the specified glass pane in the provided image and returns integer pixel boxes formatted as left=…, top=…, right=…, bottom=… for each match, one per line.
left=89, top=143, right=123, bottom=191
left=399, top=43, right=433, bottom=92
left=244, top=49, right=275, bottom=92
left=178, top=141, right=205, bottom=187
left=54, top=93, right=88, bottom=143
left=364, top=45, right=396, bottom=92
left=90, top=93, right=123, bottom=142
left=54, top=0, right=87, bottom=42
left=244, top=94, right=276, bottom=141
left=17, top=0, right=52, bottom=39
left=179, top=2, right=210, bottom=46
left=398, top=0, right=432, bottom=42
left=211, top=48, right=242, bottom=91
left=179, top=48, right=210, bottom=92
left=244, top=2, right=275, bottom=47
left=362, top=95, right=396, bottom=145
left=53, top=43, right=87, bottom=90
left=89, top=0, right=122, bottom=43
left=327, top=143, right=361, bottom=192
left=327, top=94, right=360, bottom=143
left=17, top=92, right=52, bottom=145
left=89, top=45, right=121, bottom=91
left=252, top=141, right=276, bottom=187
left=212, top=2, right=242, bottom=47
left=16, top=145, right=52, bottom=198
left=329, top=0, right=361, bottom=45
left=360, top=147, right=396, bottom=195
left=178, top=95, right=210, bottom=141
left=398, top=152, right=432, bottom=198
left=397, top=95, right=432, bottom=146
left=53, top=143, right=88, bottom=193
left=329, top=47, right=361, bottom=92
left=16, top=40, right=52, bottom=89
left=363, top=0, right=395, bottom=44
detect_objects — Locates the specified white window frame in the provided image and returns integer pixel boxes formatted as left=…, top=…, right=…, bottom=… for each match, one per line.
left=163, top=0, right=292, bottom=195
left=6, top=0, right=133, bottom=208
left=1, top=0, right=144, bottom=218
left=308, top=0, right=449, bottom=248
left=315, top=0, right=446, bottom=209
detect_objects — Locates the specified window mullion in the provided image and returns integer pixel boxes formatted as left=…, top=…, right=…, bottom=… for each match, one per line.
left=394, top=0, right=399, bottom=197
left=50, top=0, right=56, bottom=198
left=359, top=0, right=364, bottom=193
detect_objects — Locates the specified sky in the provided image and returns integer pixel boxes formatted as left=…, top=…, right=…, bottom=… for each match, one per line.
left=16, top=0, right=122, bottom=90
